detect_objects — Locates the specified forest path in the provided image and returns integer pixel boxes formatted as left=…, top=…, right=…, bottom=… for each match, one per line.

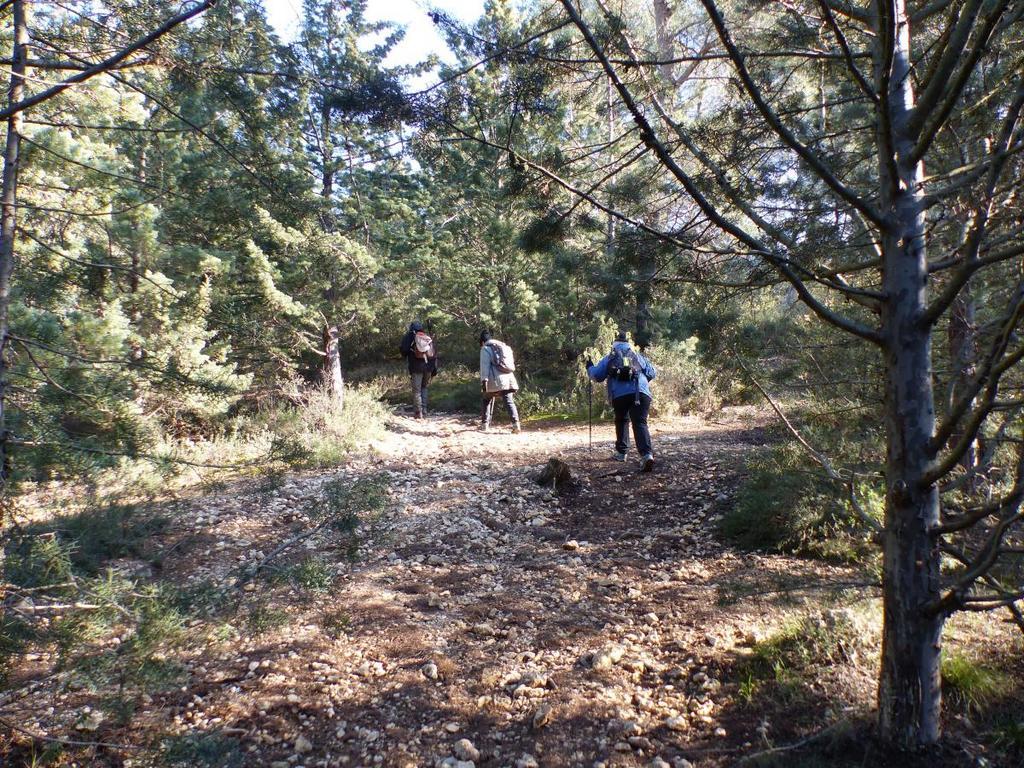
left=7, top=408, right=869, bottom=768
left=148, top=407, right=859, bottom=768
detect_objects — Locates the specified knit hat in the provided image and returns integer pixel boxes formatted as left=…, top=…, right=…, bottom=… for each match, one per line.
left=479, top=330, right=492, bottom=344
left=615, top=330, right=628, bottom=343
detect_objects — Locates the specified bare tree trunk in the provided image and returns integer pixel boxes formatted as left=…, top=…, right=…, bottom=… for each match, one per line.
left=130, top=133, right=148, bottom=296
left=652, top=0, right=677, bottom=86
left=604, top=76, right=615, bottom=256
left=948, top=286, right=977, bottom=474
left=0, top=0, right=28, bottom=487
left=322, top=323, right=344, bottom=408
left=321, top=103, right=333, bottom=206
left=875, top=0, right=943, bottom=746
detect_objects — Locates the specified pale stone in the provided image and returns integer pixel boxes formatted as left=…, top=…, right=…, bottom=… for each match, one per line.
left=453, top=738, right=480, bottom=762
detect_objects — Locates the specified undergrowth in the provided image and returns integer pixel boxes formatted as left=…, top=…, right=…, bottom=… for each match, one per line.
left=736, top=609, right=869, bottom=707
left=1, top=464, right=392, bottom=745
left=45, top=383, right=392, bottom=504
left=941, top=652, right=1009, bottom=716
left=252, top=383, right=390, bottom=468
left=722, top=440, right=882, bottom=563
left=649, top=336, right=722, bottom=416
left=163, top=730, right=245, bottom=767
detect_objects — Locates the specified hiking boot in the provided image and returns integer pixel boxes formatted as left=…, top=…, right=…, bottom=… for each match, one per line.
left=481, top=423, right=490, bottom=433
left=640, top=453, right=655, bottom=473
left=612, top=451, right=627, bottom=462
left=414, top=410, right=423, bottom=420
left=512, top=422, right=522, bottom=434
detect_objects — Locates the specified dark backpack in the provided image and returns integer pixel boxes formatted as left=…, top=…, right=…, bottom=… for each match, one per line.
left=607, top=349, right=637, bottom=383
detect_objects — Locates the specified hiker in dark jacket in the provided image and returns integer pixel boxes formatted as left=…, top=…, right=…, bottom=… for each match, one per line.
left=587, top=331, right=657, bottom=472
left=479, top=330, right=521, bottom=433
left=399, top=321, right=437, bottom=419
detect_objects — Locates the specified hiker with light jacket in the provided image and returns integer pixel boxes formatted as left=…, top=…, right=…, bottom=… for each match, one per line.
left=479, top=330, right=521, bottom=434
left=586, top=331, right=657, bottom=472
left=399, top=321, right=437, bottom=419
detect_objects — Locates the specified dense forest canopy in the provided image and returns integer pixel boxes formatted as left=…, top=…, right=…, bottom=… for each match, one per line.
left=0, top=0, right=1022, bottom=757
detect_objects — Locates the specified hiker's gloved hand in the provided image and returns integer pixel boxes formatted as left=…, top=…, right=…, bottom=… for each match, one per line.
left=585, top=357, right=594, bottom=369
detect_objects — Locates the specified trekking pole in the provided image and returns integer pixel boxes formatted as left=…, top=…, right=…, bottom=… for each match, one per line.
left=588, top=378, right=593, bottom=457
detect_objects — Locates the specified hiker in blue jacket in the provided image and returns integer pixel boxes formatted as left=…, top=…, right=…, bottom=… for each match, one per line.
left=586, top=331, right=657, bottom=472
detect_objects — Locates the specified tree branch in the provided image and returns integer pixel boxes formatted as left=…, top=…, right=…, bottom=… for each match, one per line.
left=816, top=0, right=877, bottom=102
left=921, top=77, right=1024, bottom=325
left=910, top=0, right=1011, bottom=159
left=0, top=0, right=216, bottom=121
left=697, top=0, right=884, bottom=225
left=734, top=350, right=882, bottom=535
left=558, top=0, right=883, bottom=344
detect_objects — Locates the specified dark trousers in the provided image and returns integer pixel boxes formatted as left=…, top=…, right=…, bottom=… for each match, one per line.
left=613, top=393, right=652, bottom=456
left=482, top=390, right=519, bottom=425
left=410, top=372, right=429, bottom=413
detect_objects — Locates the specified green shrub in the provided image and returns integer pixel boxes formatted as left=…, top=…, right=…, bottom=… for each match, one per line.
left=245, top=601, right=289, bottom=636
left=4, top=501, right=200, bottom=715
left=992, top=717, right=1024, bottom=753
left=287, top=556, right=335, bottom=593
left=283, top=383, right=390, bottom=467
left=163, top=731, right=245, bottom=767
left=237, top=382, right=389, bottom=468
left=45, top=580, right=190, bottom=727
left=5, top=533, right=74, bottom=589
left=648, top=336, right=721, bottom=415
left=7, top=502, right=167, bottom=582
left=317, top=475, right=389, bottom=562
left=752, top=611, right=863, bottom=670
left=722, top=442, right=882, bottom=562
left=58, top=503, right=167, bottom=574
left=153, top=380, right=392, bottom=474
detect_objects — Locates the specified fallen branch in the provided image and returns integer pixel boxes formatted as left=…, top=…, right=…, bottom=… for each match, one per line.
left=735, top=719, right=850, bottom=766
left=231, top=517, right=335, bottom=590
left=0, top=715, right=144, bottom=751
left=5, top=581, right=76, bottom=594
left=13, top=602, right=103, bottom=612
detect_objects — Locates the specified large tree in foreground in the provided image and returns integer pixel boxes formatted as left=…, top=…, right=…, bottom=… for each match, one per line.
left=0, top=0, right=217, bottom=482
left=477, top=0, right=1024, bottom=748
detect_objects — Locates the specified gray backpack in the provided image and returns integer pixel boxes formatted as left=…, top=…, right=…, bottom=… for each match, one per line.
left=486, top=340, right=516, bottom=373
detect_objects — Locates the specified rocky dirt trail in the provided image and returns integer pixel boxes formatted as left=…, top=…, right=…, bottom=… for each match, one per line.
left=4, top=408, right=866, bottom=768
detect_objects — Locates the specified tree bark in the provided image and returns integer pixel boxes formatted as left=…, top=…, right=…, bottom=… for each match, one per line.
left=322, top=323, right=344, bottom=408
left=947, top=287, right=977, bottom=472
left=130, top=136, right=147, bottom=296
left=0, top=0, right=28, bottom=486
left=652, top=0, right=677, bottom=86
left=604, top=76, right=616, bottom=256
left=874, top=0, right=943, bottom=747
left=321, top=103, right=333, bottom=203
